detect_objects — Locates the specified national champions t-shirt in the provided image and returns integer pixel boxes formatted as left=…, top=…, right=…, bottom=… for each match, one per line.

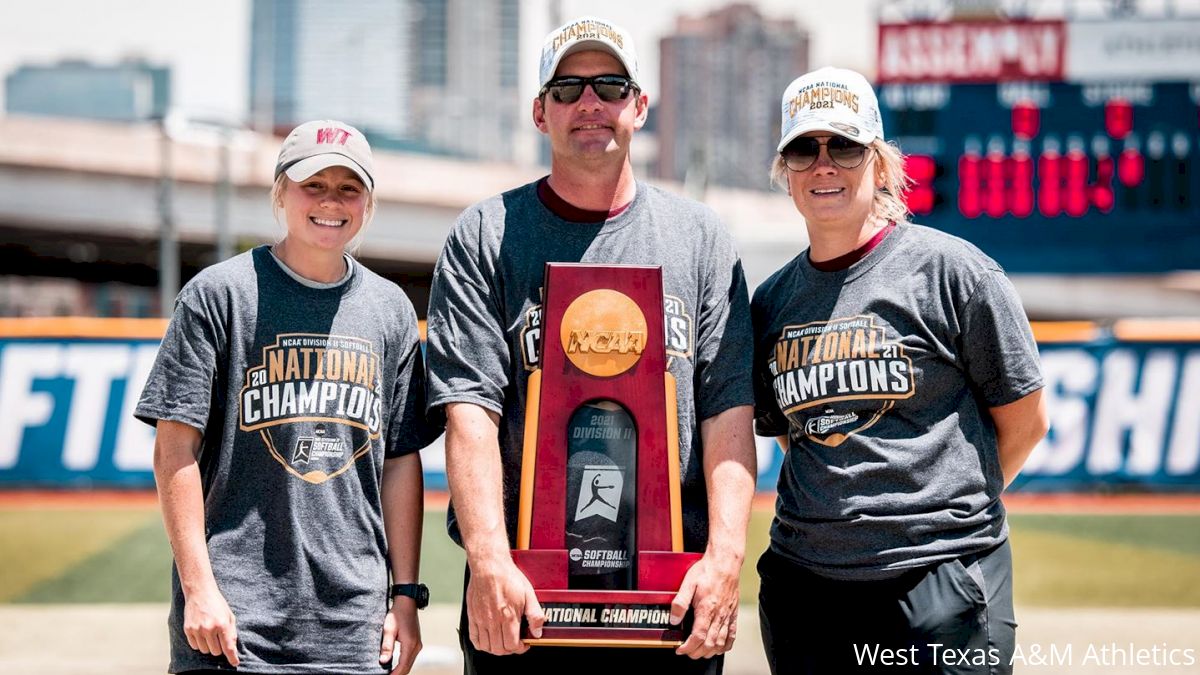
left=752, top=222, right=1044, bottom=580
left=425, top=179, right=755, bottom=552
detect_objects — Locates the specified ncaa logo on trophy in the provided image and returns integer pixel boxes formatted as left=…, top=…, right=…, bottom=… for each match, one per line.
left=560, top=288, right=647, bottom=377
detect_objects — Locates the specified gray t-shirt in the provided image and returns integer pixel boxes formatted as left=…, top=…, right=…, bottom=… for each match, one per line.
left=751, top=223, right=1043, bottom=580
left=426, top=179, right=754, bottom=552
left=135, top=245, right=441, bottom=674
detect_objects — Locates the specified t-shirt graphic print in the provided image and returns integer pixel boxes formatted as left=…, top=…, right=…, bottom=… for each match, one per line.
left=238, top=332, right=384, bottom=484
left=765, top=315, right=913, bottom=447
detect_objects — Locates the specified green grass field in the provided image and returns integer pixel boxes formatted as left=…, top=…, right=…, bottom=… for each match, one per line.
left=2, top=506, right=1198, bottom=607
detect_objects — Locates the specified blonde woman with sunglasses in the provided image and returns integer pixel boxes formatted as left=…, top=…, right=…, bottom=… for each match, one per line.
left=751, top=68, right=1049, bottom=674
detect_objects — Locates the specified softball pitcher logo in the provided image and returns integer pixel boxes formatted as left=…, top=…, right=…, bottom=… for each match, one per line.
left=574, top=466, right=623, bottom=523
left=768, top=315, right=914, bottom=447
left=239, top=333, right=383, bottom=484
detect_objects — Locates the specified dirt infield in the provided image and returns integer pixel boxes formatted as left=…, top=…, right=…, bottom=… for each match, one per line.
left=1, top=604, right=1196, bottom=675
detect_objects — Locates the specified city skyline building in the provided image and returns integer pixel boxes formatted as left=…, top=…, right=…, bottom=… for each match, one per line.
left=656, top=4, right=808, bottom=191
left=410, top=0, right=521, bottom=161
left=5, top=59, right=170, bottom=122
left=249, top=0, right=411, bottom=138
left=248, top=0, right=520, bottom=160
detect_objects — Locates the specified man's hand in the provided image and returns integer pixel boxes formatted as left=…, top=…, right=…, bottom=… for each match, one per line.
left=670, top=550, right=742, bottom=659
left=466, top=558, right=545, bottom=655
left=183, top=584, right=240, bottom=667
left=379, top=599, right=422, bottom=674
left=445, top=403, right=545, bottom=655
left=667, top=405, right=755, bottom=659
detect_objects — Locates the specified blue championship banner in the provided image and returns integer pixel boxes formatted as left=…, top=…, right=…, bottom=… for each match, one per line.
left=1, top=319, right=1198, bottom=491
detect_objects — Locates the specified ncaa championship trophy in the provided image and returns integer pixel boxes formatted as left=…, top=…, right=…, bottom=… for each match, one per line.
left=513, top=263, right=701, bottom=647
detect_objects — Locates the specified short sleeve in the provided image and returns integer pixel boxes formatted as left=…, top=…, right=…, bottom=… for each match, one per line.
left=693, top=225, right=755, bottom=421
left=424, top=212, right=510, bottom=415
left=385, top=322, right=444, bottom=457
left=751, top=290, right=789, bottom=437
left=134, top=292, right=222, bottom=432
left=960, top=271, right=1044, bottom=407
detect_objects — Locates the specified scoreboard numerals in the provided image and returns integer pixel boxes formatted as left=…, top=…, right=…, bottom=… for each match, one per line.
left=955, top=136, right=1160, bottom=220
left=1063, top=146, right=1089, bottom=218
left=903, top=154, right=939, bottom=216
left=957, top=141, right=1038, bottom=220
left=1090, top=152, right=1115, bottom=214
left=959, top=152, right=983, bottom=219
left=1009, top=149, right=1034, bottom=218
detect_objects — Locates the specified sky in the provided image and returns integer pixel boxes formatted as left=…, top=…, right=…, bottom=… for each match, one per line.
left=0, top=0, right=877, bottom=124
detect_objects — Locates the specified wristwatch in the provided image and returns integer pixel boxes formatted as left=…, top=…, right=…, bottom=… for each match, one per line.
left=390, top=583, right=430, bottom=609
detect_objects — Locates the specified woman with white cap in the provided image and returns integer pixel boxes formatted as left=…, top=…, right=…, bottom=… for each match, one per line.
left=751, top=68, right=1049, bottom=673
left=136, top=120, right=441, bottom=674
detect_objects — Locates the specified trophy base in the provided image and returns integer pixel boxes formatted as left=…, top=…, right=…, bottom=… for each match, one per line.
left=525, top=630, right=687, bottom=648
left=514, top=550, right=702, bottom=648
left=521, top=589, right=689, bottom=647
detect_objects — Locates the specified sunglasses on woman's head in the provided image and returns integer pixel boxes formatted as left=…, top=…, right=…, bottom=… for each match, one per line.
left=540, top=75, right=639, bottom=104
left=781, top=136, right=869, bottom=171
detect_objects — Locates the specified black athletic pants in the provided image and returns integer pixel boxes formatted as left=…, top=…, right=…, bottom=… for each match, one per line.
left=757, top=540, right=1016, bottom=675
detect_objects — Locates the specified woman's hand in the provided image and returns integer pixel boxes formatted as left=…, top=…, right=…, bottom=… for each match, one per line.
left=183, top=583, right=240, bottom=667
left=379, top=599, right=422, bottom=674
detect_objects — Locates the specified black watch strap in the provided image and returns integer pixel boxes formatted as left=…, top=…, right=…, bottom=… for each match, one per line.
left=390, top=583, right=429, bottom=609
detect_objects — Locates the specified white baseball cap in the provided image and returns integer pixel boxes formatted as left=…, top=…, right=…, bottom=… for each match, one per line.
left=778, top=67, right=884, bottom=152
left=274, top=120, right=374, bottom=191
left=538, top=16, right=639, bottom=89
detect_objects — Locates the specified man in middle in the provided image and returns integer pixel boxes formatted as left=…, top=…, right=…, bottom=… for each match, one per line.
left=425, top=15, right=756, bottom=674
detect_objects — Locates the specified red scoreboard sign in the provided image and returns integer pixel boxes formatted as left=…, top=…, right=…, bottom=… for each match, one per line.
left=878, top=20, right=1067, bottom=83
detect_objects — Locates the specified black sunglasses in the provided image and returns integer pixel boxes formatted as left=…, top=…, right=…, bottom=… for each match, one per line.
left=781, top=136, right=869, bottom=171
left=540, top=75, right=639, bottom=104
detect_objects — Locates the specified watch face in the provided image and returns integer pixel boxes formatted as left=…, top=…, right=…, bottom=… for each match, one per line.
left=417, top=585, right=429, bottom=607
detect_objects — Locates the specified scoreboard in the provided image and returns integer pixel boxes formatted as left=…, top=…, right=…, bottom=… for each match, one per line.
left=881, top=81, right=1199, bottom=273
left=876, top=19, right=1200, bottom=274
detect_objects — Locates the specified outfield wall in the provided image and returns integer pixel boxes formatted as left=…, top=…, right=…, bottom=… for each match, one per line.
left=1, top=318, right=1197, bottom=492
